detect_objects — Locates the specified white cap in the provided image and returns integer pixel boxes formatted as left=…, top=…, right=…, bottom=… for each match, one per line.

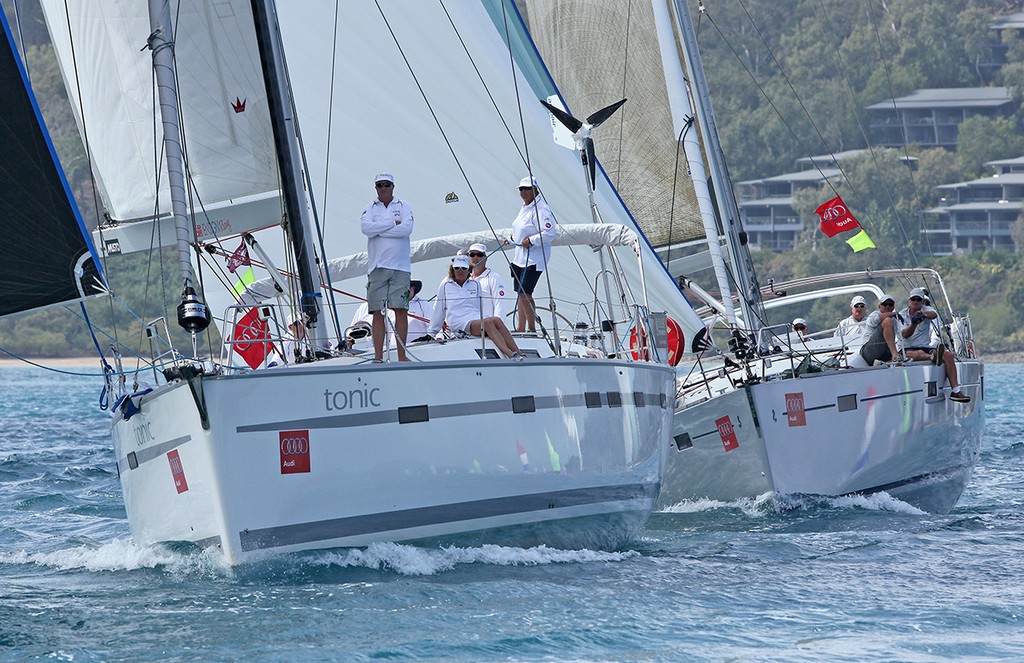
left=374, top=172, right=394, bottom=184
left=851, top=295, right=866, bottom=306
left=469, top=242, right=487, bottom=254
left=519, top=176, right=538, bottom=188
left=909, top=287, right=926, bottom=300
left=879, top=293, right=895, bottom=305
left=792, top=317, right=807, bottom=327
left=452, top=254, right=471, bottom=269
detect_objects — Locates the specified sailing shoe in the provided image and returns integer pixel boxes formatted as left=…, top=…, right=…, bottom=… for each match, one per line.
left=949, top=390, right=971, bottom=403
left=512, top=352, right=526, bottom=362
left=932, top=343, right=945, bottom=366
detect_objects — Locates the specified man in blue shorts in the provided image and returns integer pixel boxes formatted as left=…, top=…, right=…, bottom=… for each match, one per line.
left=508, top=176, right=557, bottom=332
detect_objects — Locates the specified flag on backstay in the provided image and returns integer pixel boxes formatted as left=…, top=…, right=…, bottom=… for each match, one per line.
left=226, top=241, right=251, bottom=273
left=815, top=195, right=874, bottom=252
left=845, top=229, right=876, bottom=253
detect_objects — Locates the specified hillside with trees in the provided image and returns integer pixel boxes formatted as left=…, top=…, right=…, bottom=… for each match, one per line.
left=2, top=0, right=1024, bottom=358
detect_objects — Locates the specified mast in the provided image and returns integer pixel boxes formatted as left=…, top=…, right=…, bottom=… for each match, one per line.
left=651, top=0, right=737, bottom=327
left=671, top=0, right=764, bottom=331
left=146, top=0, right=209, bottom=336
left=250, top=0, right=322, bottom=338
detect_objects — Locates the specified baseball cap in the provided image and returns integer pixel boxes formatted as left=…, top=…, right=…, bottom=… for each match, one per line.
left=879, top=293, right=895, bottom=305
left=792, top=317, right=807, bottom=327
left=519, top=176, right=538, bottom=188
left=469, top=242, right=487, bottom=254
left=374, top=172, right=394, bottom=184
left=908, top=287, right=926, bottom=300
left=452, top=254, right=471, bottom=269
left=410, top=280, right=422, bottom=294
left=850, top=295, right=866, bottom=307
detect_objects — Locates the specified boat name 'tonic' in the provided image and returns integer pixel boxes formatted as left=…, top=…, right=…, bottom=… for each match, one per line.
left=323, top=386, right=381, bottom=411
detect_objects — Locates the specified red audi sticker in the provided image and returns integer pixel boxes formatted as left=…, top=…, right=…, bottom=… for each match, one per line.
left=167, top=449, right=189, bottom=493
left=786, top=392, right=807, bottom=427
left=716, top=416, right=739, bottom=452
left=280, top=429, right=311, bottom=474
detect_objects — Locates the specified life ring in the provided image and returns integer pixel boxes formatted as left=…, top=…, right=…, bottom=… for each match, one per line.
left=629, top=316, right=685, bottom=365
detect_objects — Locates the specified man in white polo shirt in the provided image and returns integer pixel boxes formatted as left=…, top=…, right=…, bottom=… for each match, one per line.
left=360, top=172, right=413, bottom=362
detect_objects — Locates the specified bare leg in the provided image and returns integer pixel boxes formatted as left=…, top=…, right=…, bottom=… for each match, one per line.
left=516, top=294, right=537, bottom=332
left=393, top=309, right=409, bottom=361
left=882, top=318, right=899, bottom=360
left=472, top=319, right=521, bottom=357
left=371, top=310, right=386, bottom=361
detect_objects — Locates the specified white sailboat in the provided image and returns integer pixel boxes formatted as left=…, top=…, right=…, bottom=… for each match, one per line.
left=525, top=0, right=985, bottom=513
left=25, top=0, right=711, bottom=564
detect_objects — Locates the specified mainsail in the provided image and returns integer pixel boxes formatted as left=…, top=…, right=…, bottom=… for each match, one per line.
left=0, top=7, right=102, bottom=317
left=523, top=0, right=706, bottom=247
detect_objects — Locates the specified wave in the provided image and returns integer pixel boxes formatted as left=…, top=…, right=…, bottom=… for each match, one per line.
left=0, top=538, right=229, bottom=574
left=308, top=542, right=640, bottom=576
left=773, top=491, right=926, bottom=515
left=657, top=493, right=774, bottom=518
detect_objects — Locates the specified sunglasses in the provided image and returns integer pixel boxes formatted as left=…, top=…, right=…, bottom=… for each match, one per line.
left=853, top=304, right=866, bottom=309
left=793, top=325, right=806, bottom=330
left=468, top=252, right=485, bottom=258
left=453, top=266, right=469, bottom=271
left=375, top=182, right=393, bottom=188
left=909, top=296, right=923, bottom=302
left=518, top=186, right=533, bottom=191
left=881, top=301, right=894, bottom=306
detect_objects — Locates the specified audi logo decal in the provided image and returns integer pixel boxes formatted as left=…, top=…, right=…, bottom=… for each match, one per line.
left=280, top=436, right=309, bottom=455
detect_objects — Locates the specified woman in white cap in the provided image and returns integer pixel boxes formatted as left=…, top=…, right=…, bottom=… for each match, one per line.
left=508, top=176, right=557, bottom=332
left=468, top=242, right=507, bottom=319
left=427, top=254, right=524, bottom=359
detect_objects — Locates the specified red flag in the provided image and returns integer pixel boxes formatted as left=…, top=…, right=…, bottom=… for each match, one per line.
left=815, top=196, right=861, bottom=237
left=227, top=241, right=251, bottom=274
left=232, top=307, right=274, bottom=369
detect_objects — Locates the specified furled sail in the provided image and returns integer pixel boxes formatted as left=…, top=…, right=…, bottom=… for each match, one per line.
left=38, top=0, right=281, bottom=257
left=523, top=0, right=706, bottom=247
left=0, top=8, right=102, bottom=317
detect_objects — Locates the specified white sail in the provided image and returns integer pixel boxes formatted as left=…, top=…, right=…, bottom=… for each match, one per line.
left=523, top=0, right=706, bottom=247
left=39, top=0, right=281, bottom=253
left=260, top=0, right=705, bottom=341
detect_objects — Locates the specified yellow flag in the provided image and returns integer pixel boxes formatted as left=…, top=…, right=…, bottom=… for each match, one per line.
left=232, top=266, right=256, bottom=294
left=845, top=229, right=876, bottom=252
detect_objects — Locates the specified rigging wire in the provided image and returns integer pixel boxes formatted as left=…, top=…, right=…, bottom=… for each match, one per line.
left=701, top=1, right=908, bottom=277
left=863, top=0, right=932, bottom=262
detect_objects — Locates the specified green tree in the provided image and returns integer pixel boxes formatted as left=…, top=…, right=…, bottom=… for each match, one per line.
left=956, top=115, right=1024, bottom=177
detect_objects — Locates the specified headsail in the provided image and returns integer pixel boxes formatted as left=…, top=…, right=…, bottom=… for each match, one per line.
left=523, top=0, right=706, bottom=247
left=38, top=0, right=281, bottom=257
left=0, top=7, right=102, bottom=317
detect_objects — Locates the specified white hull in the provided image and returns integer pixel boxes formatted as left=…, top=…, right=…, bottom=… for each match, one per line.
left=662, top=360, right=984, bottom=512
left=112, top=345, right=673, bottom=564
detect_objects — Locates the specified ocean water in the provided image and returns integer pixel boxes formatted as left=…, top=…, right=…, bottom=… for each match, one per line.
left=1, top=362, right=1022, bottom=662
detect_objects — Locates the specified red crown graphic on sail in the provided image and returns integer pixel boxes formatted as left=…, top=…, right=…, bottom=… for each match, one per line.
left=231, top=96, right=246, bottom=113
left=815, top=195, right=860, bottom=237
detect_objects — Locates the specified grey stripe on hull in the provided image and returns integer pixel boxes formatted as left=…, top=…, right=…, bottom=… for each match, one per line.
left=117, top=435, right=191, bottom=474
left=238, top=483, right=658, bottom=552
left=237, top=391, right=667, bottom=433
